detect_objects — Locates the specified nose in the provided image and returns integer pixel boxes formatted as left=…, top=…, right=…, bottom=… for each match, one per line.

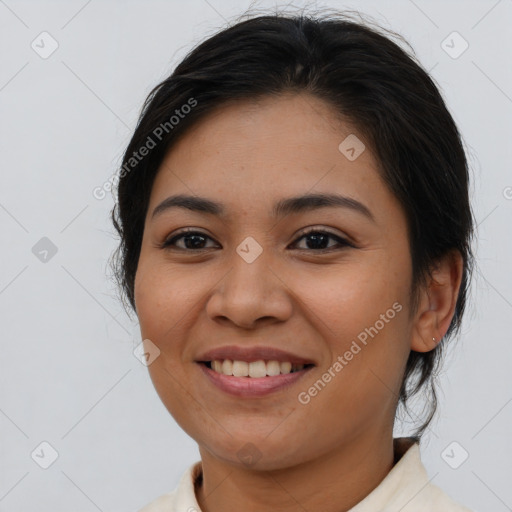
left=205, top=246, right=294, bottom=330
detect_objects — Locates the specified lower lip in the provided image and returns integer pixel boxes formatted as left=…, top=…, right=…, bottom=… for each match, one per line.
left=197, top=363, right=314, bottom=397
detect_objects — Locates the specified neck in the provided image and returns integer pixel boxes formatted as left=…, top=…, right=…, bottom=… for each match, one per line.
left=196, top=429, right=398, bottom=512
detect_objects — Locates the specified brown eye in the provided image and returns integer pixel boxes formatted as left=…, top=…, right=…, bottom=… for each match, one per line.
left=163, top=230, right=219, bottom=251
left=292, top=229, right=353, bottom=251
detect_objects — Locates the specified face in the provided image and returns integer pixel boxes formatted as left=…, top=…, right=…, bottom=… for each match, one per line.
left=135, top=93, right=417, bottom=470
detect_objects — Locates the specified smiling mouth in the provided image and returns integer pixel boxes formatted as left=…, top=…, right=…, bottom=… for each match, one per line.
left=200, top=360, right=315, bottom=378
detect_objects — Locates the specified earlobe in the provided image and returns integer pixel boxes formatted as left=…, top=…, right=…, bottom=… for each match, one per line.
left=410, top=250, right=464, bottom=353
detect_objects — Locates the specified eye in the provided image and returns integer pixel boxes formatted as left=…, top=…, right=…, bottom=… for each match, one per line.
left=161, top=227, right=353, bottom=252
left=291, top=228, right=353, bottom=252
left=162, top=229, right=219, bottom=251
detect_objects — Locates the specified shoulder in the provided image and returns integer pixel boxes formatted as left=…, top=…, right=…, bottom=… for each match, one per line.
left=391, top=439, right=474, bottom=512
left=350, top=438, right=474, bottom=512
left=136, top=461, right=202, bottom=512
left=416, top=481, right=474, bottom=512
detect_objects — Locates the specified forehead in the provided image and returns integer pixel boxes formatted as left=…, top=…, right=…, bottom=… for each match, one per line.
left=148, top=93, right=394, bottom=220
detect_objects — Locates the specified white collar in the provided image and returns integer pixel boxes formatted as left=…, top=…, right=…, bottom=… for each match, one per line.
left=140, top=437, right=472, bottom=511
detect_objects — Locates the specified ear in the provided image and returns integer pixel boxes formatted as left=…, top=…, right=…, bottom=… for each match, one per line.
left=411, top=250, right=464, bottom=353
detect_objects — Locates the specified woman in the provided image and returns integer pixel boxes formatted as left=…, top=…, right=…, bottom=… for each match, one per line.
left=111, top=9, right=474, bottom=512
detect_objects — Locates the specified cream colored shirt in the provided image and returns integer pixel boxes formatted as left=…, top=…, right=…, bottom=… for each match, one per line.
left=138, top=437, right=473, bottom=511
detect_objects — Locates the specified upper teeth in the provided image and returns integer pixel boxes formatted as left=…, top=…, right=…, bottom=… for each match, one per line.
left=210, top=360, right=305, bottom=378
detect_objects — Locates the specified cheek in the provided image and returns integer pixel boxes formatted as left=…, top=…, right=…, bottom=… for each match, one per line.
left=133, top=261, right=202, bottom=421
left=296, top=258, right=411, bottom=388
left=134, top=260, right=203, bottom=339
left=297, top=260, right=405, bottom=333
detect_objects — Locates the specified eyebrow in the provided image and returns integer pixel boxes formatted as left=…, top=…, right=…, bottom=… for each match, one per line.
left=151, top=192, right=374, bottom=221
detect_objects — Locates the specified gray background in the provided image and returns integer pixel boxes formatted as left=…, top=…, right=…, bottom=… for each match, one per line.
left=0, top=0, right=511, bottom=510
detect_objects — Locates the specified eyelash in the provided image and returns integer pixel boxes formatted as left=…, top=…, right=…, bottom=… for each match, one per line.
left=161, top=227, right=354, bottom=253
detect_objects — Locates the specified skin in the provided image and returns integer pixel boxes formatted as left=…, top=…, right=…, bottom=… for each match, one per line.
left=134, top=93, right=463, bottom=512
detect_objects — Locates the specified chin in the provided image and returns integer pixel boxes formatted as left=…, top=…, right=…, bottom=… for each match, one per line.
left=198, top=434, right=309, bottom=472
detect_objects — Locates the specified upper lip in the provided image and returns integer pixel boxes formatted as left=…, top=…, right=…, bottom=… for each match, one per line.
left=196, top=345, right=316, bottom=365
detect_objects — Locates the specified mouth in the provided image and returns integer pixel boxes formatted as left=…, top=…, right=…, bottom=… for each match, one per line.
left=195, top=345, right=316, bottom=397
left=199, top=359, right=314, bottom=377
left=196, top=358, right=315, bottom=398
